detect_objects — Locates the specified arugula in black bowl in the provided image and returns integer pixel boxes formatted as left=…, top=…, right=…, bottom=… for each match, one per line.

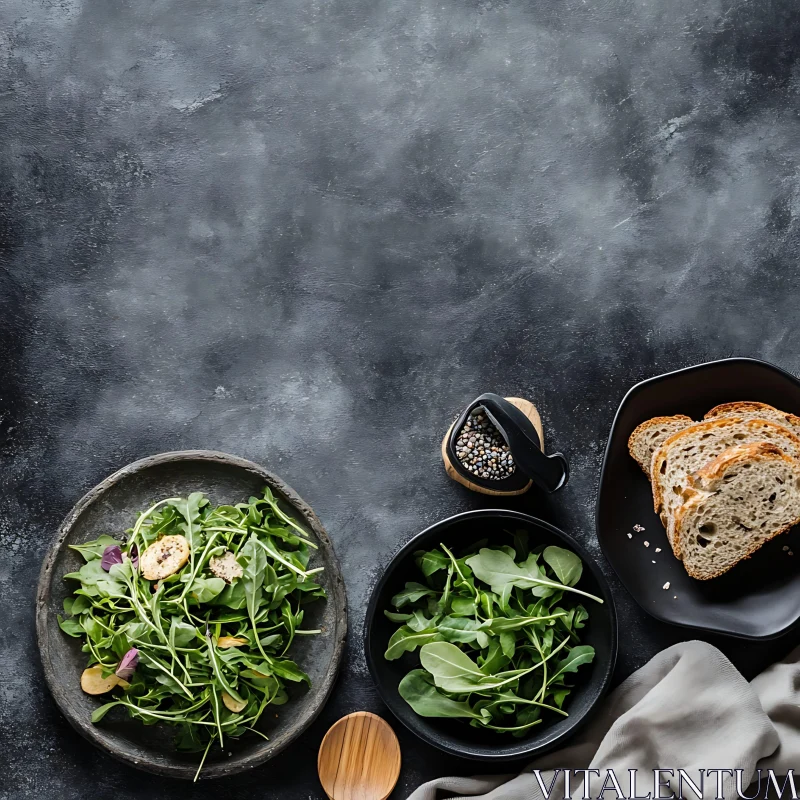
left=384, top=536, right=600, bottom=736
left=365, top=510, right=617, bottom=761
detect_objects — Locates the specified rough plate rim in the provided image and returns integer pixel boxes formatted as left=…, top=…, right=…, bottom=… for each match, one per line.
left=35, top=449, right=347, bottom=779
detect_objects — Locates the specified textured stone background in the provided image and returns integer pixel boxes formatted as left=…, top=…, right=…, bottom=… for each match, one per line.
left=2, top=0, right=800, bottom=797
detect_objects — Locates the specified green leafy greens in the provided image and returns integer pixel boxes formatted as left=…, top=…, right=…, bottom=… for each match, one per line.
left=384, top=533, right=601, bottom=736
left=59, top=488, right=326, bottom=779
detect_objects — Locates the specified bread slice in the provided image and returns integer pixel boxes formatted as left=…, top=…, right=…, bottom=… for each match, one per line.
left=629, top=403, right=800, bottom=478
left=628, top=415, right=694, bottom=477
left=675, top=442, right=800, bottom=579
left=651, top=417, right=800, bottom=555
left=704, top=401, right=800, bottom=436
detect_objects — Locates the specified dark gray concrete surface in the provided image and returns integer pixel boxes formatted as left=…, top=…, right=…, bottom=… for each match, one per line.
left=2, top=0, right=800, bottom=797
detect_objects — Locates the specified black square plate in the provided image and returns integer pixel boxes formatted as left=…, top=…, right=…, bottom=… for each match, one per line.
left=597, top=358, right=800, bottom=640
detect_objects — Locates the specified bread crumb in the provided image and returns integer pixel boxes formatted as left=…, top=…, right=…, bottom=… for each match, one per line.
left=633, top=524, right=645, bottom=532
left=655, top=547, right=662, bottom=553
left=663, top=581, right=670, bottom=590
left=783, top=546, right=789, bottom=551
left=652, top=560, right=656, bottom=564
left=643, top=540, right=650, bottom=547
left=790, top=551, right=795, bottom=556
left=673, top=595, right=677, bottom=599
left=627, top=533, right=633, bottom=539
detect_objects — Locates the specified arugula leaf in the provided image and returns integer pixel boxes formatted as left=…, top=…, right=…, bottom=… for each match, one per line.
left=173, top=493, right=206, bottom=543
left=511, top=529, right=529, bottom=559
left=205, top=634, right=243, bottom=703
left=415, top=549, right=449, bottom=577
left=449, top=596, right=477, bottom=617
left=398, top=670, right=485, bottom=720
left=241, top=535, right=266, bottom=624
left=169, top=617, right=197, bottom=648
left=71, top=595, right=91, bottom=614
left=542, top=546, right=583, bottom=587
left=479, top=638, right=510, bottom=675
left=69, top=535, right=122, bottom=562
left=268, top=658, right=310, bottom=685
left=214, top=579, right=247, bottom=609
left=552, top=688, right=570, bottom=708
left=466, top=549, right=602, bottom=603
left=91, top=701, right=121, bottom=723
left=64, top=559, right=109, bottom=587
left=383, top=610, right=412, bottom=623
left=437, top=616, right=481, bottom=644
left=385, top=627, right=440, bottom=660
left=464, top=549, right=531, bottom=592
left=499, top=630, right=516, bottom=660
left=406, top=609, right=436, bottom=633
left=259, top=633, right=282, bottom=648
left=478, top=613, right=565, bottom=633
left=549, top=645, right=595, bottom=683
left=189, top=576, right=226, bottom=603
left=58, top=616, right=84, bottom=637
left=391, top=582, right=435, bottom=608
left=419, top=642, right=485, bottom=683
left=81, top=615, right=103, bottom=643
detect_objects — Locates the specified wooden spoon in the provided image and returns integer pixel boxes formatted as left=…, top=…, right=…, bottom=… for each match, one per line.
left=318, top=712, right=401, bottom=800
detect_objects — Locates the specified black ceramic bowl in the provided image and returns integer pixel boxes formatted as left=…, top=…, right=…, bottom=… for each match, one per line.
left=36, top=451, right=347, bottom=779
left=365, top=510, right=617, bottom=760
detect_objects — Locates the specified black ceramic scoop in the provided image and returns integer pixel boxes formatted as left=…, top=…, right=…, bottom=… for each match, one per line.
left=446, top=393, right=569, bottom=493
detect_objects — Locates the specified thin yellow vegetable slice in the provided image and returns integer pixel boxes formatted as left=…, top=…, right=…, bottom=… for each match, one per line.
left=217, top=636, right=248, bottom=649
left=222, top=692, right=247, bottom=713
left=81, top=665, right=121, bottom=695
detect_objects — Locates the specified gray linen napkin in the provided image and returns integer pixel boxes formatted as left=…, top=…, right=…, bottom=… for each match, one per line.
left=407, top=640, right=800, bottom=799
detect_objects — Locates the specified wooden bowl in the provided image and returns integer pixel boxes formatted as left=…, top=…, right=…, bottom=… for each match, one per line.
left=36, top=450, right=347, bottom=779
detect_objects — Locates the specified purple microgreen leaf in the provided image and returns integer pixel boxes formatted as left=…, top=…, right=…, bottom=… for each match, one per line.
left=100, top=545, right=124, bottom=572
left=129, top=543, right=139, bottom=570
left=115, top=648, right=139, bottom=680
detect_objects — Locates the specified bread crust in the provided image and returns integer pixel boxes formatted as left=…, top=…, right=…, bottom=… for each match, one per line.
left=704, top=401, right=800, bottom=430
left=704, top=401, right=777, bottom=419
left=627, top=414, right=693, bottom=475
left=674, top=442, right=800, bottom=580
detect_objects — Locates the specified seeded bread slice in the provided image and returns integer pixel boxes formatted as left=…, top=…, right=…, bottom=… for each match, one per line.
left=674, top=442, right=800, bottom=580
left=627, top=415, right=694, bottom=477
left=651, top=417, right=800, bottom=555
left=704, top=401, right=800, bottom=436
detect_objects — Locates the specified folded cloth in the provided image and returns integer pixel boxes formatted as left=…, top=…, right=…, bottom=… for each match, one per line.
left=407, top=640, right=800, bottom=799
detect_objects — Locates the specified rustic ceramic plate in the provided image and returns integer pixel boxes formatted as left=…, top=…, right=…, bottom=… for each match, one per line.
left=365, top=509, right=617, bottom=761
left=597, top=358, right=800, bottom=639
left=36, top=450, right=347, bottom=779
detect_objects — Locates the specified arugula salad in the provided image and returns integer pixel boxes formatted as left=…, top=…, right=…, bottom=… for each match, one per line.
left=58, top=488, right=326, bottom=779
left=384, top=532, right=601, bottom=735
